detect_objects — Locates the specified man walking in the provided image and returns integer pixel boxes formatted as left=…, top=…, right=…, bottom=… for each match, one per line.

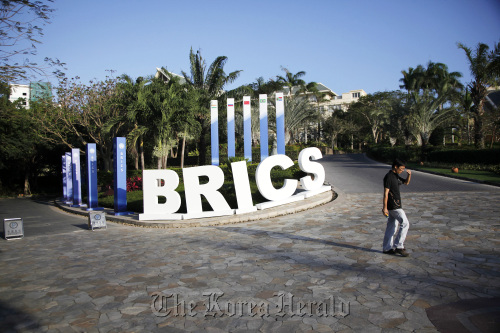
left=382, top=159, right=412, bottom=257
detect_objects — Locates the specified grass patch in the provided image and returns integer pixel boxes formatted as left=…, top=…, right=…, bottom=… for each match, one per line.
left=407, top=163, right=500, bottom=185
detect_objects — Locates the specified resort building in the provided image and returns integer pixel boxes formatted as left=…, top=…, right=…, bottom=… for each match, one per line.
left=8, top=82, right=52, bottom=108
left=8, top=84, right=30, bottom=108
left=324, top=88, right=367, bottom=112
left=287, top=84, right=367, bottom=114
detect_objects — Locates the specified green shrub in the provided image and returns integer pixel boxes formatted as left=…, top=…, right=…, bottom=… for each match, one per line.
left=427, top=148, right=500, bottom=164
left=367, top=145, right=500, bottom=173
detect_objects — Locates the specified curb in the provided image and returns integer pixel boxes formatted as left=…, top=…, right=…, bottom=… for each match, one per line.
left=54, top=190, right=335, bottom=228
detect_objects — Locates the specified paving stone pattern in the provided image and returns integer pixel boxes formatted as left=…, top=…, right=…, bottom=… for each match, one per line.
left=1, top=188, right=499, bottom=332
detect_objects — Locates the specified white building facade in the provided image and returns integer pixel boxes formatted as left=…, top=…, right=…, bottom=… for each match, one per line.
left=9, top=84, right=30, bottom=108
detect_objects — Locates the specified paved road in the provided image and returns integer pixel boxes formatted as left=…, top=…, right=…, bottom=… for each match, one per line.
left=0, top=155, right=499, bottom=332
left=320, top=153, right=500, bottom=193
left=0, top=196, right=93, bottom=238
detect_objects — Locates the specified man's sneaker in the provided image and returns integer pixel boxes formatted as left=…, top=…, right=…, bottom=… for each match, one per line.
left=395, top=248, right=410, bottom=257
left=383, top=249, right=395, bottom=255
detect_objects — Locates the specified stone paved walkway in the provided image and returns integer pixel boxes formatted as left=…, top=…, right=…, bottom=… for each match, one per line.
left=1, top=188, right=499, bottom=332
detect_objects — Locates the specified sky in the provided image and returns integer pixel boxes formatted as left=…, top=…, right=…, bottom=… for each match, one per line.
left=26, top=0, right=500, bottom=94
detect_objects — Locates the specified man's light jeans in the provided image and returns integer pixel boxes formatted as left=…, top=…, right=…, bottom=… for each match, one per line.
left=383, top=209, right=410, bottom=252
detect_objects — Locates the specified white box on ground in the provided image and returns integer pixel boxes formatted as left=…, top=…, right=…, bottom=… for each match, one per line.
left=3, top=218, right=24, bottom=240
left=88, top=212, right=107, bottom=230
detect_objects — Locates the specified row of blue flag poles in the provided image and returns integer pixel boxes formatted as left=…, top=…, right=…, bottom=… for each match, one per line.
left=62, top=94, right=286, bottom=214
left=62, top=137, right=132, bottom=216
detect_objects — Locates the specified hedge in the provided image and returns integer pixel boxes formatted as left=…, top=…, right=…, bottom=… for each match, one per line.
left=367, top=145, right=500, bottom=165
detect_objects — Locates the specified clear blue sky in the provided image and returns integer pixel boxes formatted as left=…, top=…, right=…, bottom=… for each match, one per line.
left=34, top=0, right=500, bottom=94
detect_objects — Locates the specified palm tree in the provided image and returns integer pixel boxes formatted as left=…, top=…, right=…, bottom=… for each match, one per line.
left=399, top=65, right=426, bottom=92
left=400, top=62, right=462, bottom=95
left=276, top=67, right=307, bottom=98
left=182, top=48, right=241, bottom=165
left=458, top=41, right=500, bottom=148
left=281, top=97, right=317, bottom=144
left=459, top=88, right=473, bottom=145
left=300, top=82, right=327, bottom=141
left=115, top=74, right=146, bottom=169
left=407, top=84, right=457, bottom=146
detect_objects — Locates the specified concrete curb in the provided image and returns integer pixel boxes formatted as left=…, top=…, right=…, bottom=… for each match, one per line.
left=54, top=190, right=335, bottom=228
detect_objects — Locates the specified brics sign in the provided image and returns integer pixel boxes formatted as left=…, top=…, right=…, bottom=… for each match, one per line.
left=139, top=147, right=331, bottom=221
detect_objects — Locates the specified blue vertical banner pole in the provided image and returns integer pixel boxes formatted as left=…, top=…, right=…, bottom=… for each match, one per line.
left=276, top=92, right=286, bottom=155
left=210, top=100, right=219, bottom=166
left=259, top=94, right=268, bottom=160
left=86, top=143, right=103, bottom=211
left=62, top=155, right=67, bottom=201
left=113, top=137, right=132, bottom=215
left=227, top=98, right=235, bottom=158
left=71, top=148, right=85, bottom=207
left=65, top=152, right=73, bottom=204
left=243, top=96, right=252, bottom=162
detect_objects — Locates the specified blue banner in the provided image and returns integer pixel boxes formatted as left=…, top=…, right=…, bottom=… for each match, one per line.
left=210, top=100, right=219, bottom=165
left=227, top=98, right=235, bottom=158
left=62, top=155, right=67, bottom=201
left=276, top=93, right=285, bottom=155
left=65, top=152, right=73, bottom=204
left=65, top=153, right=73, bottom=205
left=113, top=137, right=132, bottom=215
left=71, top=148, right=85, bottom=207
left=243, top=96, right=252, bottom=162
left=259, top=94, right=268, bottom=160
left=86, top=144, right=103, bottom=211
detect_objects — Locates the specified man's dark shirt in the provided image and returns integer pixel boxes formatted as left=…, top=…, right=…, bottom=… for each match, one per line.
left=384, top=170, right=405, bottom=210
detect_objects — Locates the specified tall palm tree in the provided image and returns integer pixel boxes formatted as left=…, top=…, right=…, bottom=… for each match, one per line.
left=458, top=41, right=500, bottom=148
left=182, top=48, right=241, bottom=165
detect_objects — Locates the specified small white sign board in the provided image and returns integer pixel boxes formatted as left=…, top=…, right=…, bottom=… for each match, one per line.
left=88, top=212, right=107, bottom=231
left=3, top=218, right=24, bottom=240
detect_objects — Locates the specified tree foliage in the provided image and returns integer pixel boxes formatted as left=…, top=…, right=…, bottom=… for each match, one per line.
left=181, top=48, right=241, bottom=165
left=0, top=0, right=64, bottom=82
left=458, top=40, right=500, bottom=148
left=31, top=73, right=124, bottom=170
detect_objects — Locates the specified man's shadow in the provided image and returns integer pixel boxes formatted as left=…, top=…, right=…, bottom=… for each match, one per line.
left=217, top=227, right=381, bottom=254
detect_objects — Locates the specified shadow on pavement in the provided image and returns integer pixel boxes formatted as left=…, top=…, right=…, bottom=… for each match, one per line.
left=71, top=223, right=89, bottom=230
left=217, top=227, right=381, bottom=254
left=426, top=297, right=500, bottom=333
left=0, top=300, right=41, bottom=332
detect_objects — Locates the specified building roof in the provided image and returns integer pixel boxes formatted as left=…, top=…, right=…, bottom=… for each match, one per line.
left=155, top=68, right=186, bottom=84
left=485, top=89, right=500, bottom=112
left=283, top=82, right=337, bottom=96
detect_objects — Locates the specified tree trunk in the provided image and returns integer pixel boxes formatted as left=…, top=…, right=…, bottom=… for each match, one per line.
left=474, top=113, right=485, bottom=148
left=24, top=169, right=31, bottom=195
left=372, top=129, right=378, bottom=144
left=198, top=124, right=208, bottom=166
left=140, top=137, right=145, bottom=170
left=132, top=142, right=139, bottom=170
left=180, top=128, right=187, bottom=169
